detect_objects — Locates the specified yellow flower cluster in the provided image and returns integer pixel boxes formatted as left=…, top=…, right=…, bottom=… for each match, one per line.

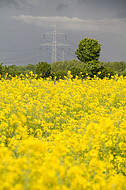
left=0, top=74, right=126, bottom=189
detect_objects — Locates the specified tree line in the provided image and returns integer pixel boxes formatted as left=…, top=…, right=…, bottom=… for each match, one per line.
left=0, top=38, right=126, bottom=79
left=0, top=60, right=126, bottom=80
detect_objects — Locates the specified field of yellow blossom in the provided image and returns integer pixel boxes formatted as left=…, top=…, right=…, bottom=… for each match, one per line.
left=0, top=73, right=126, bottom=190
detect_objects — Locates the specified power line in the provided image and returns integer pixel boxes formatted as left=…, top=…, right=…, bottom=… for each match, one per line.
left=57, top=45, right=77, bottom=60
left=2, top=55, right=44, bottom=65
left=41, top=25, right=69, bottom=63
left=65, top=34, right=77, bottom=48
left=0, top=40, right=40, bottom=51
left=0, top=29, right=77, bottom=65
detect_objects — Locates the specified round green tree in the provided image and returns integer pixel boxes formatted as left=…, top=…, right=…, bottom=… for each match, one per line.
left=75, top=38, right=101, bottom=63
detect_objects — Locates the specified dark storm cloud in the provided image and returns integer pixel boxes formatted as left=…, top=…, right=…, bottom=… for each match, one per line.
left=0, top=0, right=16, bottom=7
left=78, top=0, right=126, bottom=8
left=56, top=2, right=68, bottom=11
left=78, top=0, right=126, bottom=9
left=0, top=0, right=35, bottom=9
left=78, top=0, right=126, bottom=4
left=0, top=0, right=68, bottom=15
left=78, top=0, right=126, bottom=18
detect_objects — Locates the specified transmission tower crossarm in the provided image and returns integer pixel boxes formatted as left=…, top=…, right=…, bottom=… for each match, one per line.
left=40, top=43, right=52, bottom=46
left=57, top=43, right=69, bottom=46
left=45, top=31, right=65, bottom=35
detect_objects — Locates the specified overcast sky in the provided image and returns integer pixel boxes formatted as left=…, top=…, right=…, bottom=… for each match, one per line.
left=0, top=0, right=126, bottom=66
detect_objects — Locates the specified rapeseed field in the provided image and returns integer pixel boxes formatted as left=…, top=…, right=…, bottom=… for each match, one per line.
left=0, top=73, right=126, bottom=190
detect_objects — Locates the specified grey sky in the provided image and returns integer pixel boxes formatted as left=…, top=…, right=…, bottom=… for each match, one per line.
left=0, top=0, right=126, bottom=65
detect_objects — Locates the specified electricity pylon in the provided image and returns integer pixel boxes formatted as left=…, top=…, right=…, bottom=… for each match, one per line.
left=41, top=25, right=69, bottom=63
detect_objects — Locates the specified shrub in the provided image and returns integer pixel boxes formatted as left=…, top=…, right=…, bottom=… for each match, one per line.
left=36, top=62, right=51, bottom=78
left=51, top=70, right=67, bottom=80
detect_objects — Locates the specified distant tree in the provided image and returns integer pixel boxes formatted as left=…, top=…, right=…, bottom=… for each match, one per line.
left=122, top=68, right=126, bottom=76
left=51, top=70, right=67, bottom=80
left=66, top=59, right=86, bottom=71
left=51, top=61, right=68, bottom=72
left=0, top=63, right=3, bottom=75
left=24, top=64, right=36, bottom=73
left=36, top=62, right=51, bottom=78
left=75, top=38, right=101, bottom=63
left=51, top=59, right=86, bottom=72
left=7, top=65, right=20, bottom=76
left=84, top=61, right=115, bottom=78
left=97, top=66, right=115, bottom=79
left=100, top=61, right=126, bottom=74
left=17, top=66, right=26, bottom=75
left=1, top=65, right=8, bottom=76
left=70, top=66, right=84, bottom=78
